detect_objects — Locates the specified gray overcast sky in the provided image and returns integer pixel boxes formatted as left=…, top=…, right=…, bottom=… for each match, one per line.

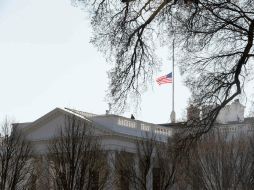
left=0, top=0, right=192, bottom=124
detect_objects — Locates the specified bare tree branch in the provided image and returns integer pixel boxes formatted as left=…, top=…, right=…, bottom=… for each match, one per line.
left=47, top=115, right=109, bottom=190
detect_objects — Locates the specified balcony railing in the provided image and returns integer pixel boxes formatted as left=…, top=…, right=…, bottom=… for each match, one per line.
left=117, top=118, right=172, bottom=136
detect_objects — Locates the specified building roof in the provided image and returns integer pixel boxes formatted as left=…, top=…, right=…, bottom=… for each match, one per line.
left=15, top=107, right=174, bottom=141
left=64, top=108, right=98, bottom=118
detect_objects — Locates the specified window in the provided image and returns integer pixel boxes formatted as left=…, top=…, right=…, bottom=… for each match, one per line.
left=116, top=152, right=133, bottom=190
left=153, top=168, right=161, bottom=190
left=119, top=169, right=130, bottom=190
left=90, top=170, right=99, bottom=190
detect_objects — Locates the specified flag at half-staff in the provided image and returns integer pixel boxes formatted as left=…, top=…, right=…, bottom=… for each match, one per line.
left=156, top=31, right=176, bottom=123
left=156, top=71, right=175, bottom=123
left=156, top=72, right=173, bottom=85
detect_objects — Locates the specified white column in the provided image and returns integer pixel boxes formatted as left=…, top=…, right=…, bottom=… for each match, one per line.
left=106, top=151, right=116, bottom=190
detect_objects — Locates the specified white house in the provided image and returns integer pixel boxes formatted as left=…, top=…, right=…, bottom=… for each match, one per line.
left=14, top=107, right=176, bottom=190
left=15, top=107, right=173, bottom=154
left=15, top=99, right=251, bottom=154
left=13, top=99, right=254, bottom=190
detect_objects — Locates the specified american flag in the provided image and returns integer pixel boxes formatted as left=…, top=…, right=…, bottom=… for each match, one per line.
left=156, top=72, right=173, bottom=85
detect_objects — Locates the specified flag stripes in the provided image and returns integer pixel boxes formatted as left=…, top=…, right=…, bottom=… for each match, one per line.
left=156, top=72, right=173, bottom=85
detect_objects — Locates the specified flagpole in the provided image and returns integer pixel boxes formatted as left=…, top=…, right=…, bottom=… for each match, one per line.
left=172, top=38, right=175, bottom=113
left=170, top=38, right=176, bottom=123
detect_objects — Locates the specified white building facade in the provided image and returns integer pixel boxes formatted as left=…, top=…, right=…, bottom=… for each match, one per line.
left=14, top=100, right=254, bottom=190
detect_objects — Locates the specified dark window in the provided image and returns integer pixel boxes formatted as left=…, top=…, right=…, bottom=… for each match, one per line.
left=90, top=170, right=99, bottom=190
left=119, top=169, right=130, bottom=190
left=116, top=151, right=133, bottom=190
left=153, top=168, right=161, bottom=190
